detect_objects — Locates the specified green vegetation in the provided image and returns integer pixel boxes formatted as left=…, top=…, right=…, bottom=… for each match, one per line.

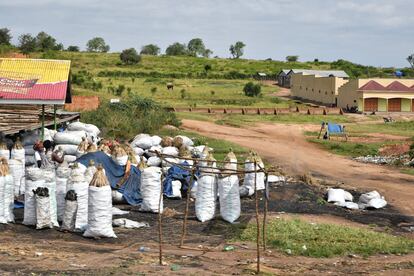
left=243, top=82, right=261, bottom=97
left=229, top=41, right=246, bottom=59
left=120, top=48, right=141, bottom=64
left=86, top=37, right=109, bottom=53
left=81, top=95, right=180, bottom=139
left=308, top=139, right=380, bottom=157
left=233, top=218, right=414, bottom=258
left=347, top=121, right=414, bottom=137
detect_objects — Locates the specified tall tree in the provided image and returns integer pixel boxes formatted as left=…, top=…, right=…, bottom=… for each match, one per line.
left=165, top=42, right=187, bottom=56
left=120, top=48, right=141, bottom=64
left=86, top=37, right=110, bottom=52
left=140, top=44, right=160, bottom=55
left=286, top=55, right=299, bottom=62
left=229, top=41, right=245, bottom=58
left=18, top=33, right=37, bottom=54
left=187, top=38, right=206, bottom=57
left=67, top=45, right=80, bottom=52
left=36, top=31, right=57, bottom=51
left=0, top=28, right=12, bottom=45
left=407, top=54, right=414, bottom=69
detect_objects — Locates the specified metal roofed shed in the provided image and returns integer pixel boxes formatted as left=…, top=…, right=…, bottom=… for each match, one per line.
left=0, top=58, right=74, bottom=138
left=288, top=69, right=349, bottom=78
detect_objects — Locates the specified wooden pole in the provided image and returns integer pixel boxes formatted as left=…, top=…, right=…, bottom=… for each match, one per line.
left=158, top=173, right=164, bottom=265
left=180, top=163, right=197, bottom=247
left=254, top=160, right=261, bottom=274
left=41, top=104, right=45, bottom=140
left=53, top=105, right=57, bottom=131
left=263, top=173, right=269, bottom=251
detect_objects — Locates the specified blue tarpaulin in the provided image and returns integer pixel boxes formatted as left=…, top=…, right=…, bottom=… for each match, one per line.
left=327, top=123, right=343, bottom=134
left=77, top=151, right=142, bottom=205
left=163, top=161, right=197, bottom=197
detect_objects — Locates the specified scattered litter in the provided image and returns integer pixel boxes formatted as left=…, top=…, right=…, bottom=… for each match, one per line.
left=358, top=191, right=387, bottom=209
left=267, top=175, right=285, bottom=183
left=113, top=218, right=149, bottom=229
left=138, top=246, right=150, bottom=252
left=223, top=245, right=235, bottom=251
left=285, top=249, right=292, bottom=255
left=170, top=264, right=181, bottom=271
left=34, top=251, right=43, bottom=257
left=70, top=263, right=87, bottom=268
left=112, top=207, right=129, bottom=216
left=302, top=245, right=307, bottom=251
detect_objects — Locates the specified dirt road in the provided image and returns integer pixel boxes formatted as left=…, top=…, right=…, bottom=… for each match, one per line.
left=182, top=119, right=414, bottom=216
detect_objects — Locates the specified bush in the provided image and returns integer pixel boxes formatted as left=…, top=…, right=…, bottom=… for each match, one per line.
left=81, top=95, right=181, bottom=139
left=120, top=48, right=141, bottom=64
left=243, top=82, right=261, bottom=97
left=409, top=142, right=414, bottom=159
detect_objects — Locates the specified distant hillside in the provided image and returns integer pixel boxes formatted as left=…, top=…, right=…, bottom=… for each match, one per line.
left=24, top=51, right=412, bottom=80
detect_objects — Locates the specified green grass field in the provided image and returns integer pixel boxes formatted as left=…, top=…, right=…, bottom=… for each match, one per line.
left=233, top=218, right=414, bottom=258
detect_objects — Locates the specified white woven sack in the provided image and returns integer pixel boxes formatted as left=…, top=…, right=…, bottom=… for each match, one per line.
left=0, top=177, right=5, bottom=224
left=63, top=155, right=77, bottom=164
left=218, top=175, right=240, bottom=223
left=2, top=175, right=14, bottom=223
left=61, top=199, right=77, bottom=231
left=24, top=146, right=35, bottom=156
left=11, top=148, right=25, bottom=161
left=83, top=185, right=117, bottom=238
left=56, top=177, right=67, bottom=221
left=0, top=149, right=9, bottom=160
left=151, top=135, right=162, bottom=146
left=147, top=156, right=161, bottom=167
left=161, top=147, right=179, bottom=157
left=8, top=159, right=24, bottom=197
left=25, top=155, right=36, bottom=166
left=22, top=131, right=39, bottom=146
left=140, top=167, right=163, bottom=213
left=114, top=155, right=128, bottom=166
left=54, top=131, right=87, bottom=145
left=146, top=146, right=162, bottom=157
left=174, top=135, right=194, bottom=147
left=67, top=122, right=100, bottom=137
left=112, top=190, right=125, bottom=204
left=132, top=147, right=145, bottom=156
left=23, top=179, right=45, bottom=225
left=57, top=144, right=78, bottom=156
left=195, top=174, right=217, bottom=222
left=44, top=170, right=59, bottom=227
left=85, top=165, right=97, bottom=184
left=67, top=168, right=89, bottom=231
left=35, top=193, right=53, bottom=229
left=132, top=134, right=152, bottom=150
left=242, top=161, right=265, bottom=195
left=327, top=188, right=346, bottom=203
left=162, top=157, right=179, bottom=168
left=166, top=180, right=182, bottom=199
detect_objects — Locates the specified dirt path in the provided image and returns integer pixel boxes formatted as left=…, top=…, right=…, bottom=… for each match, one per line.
left=182, top=119, right=414, bottom=216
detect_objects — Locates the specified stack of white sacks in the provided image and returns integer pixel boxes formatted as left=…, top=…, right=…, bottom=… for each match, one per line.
left=53, top=121, right=101, bottom=164
left=0, top=158, right=14, bottom=224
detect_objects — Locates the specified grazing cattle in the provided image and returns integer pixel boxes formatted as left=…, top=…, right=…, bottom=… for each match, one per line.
left=167, top=83, right=174, bottom=90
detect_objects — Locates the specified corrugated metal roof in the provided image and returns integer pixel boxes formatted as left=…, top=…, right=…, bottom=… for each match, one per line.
left=289, top=69, right=349, bottom=78
left=0, top=58, right=71, bottom=104
left=359, top=80, right=414, bottom=92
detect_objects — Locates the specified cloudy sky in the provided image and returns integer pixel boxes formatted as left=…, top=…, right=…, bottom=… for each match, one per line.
left=1, top=0, right=413, bottom=67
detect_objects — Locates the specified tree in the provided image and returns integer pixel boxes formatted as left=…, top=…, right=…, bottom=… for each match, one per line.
left=36, top=31, right=58, bottom=51
left=165, top=42, right=187, bottom=56
left=202, top=49, right=213, bottom=58
left=86, top=37, right=110, bottom=52
left=243, top=82, right=261, bottom=97
left=140, top=44, right=160, bottom=55
left=0, top=28, right=12, bottom=45
left=120, top=48, right=141, bottom=64
left=286, top=55, right=299, bottom=62
left=204, top=64, right=212, bottom=72
left=18, top=33, right=37, bottom=54
left=67, top=45, right=80, bottom=52
left=229, top=41, right=245, bottom=58
left=407, top=54, right=414, bottom=69
left=187, top=38, right=206, bottom=57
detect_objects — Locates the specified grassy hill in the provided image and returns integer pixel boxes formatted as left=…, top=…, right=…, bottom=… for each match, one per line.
left=14, top=50, right=412, bottom=109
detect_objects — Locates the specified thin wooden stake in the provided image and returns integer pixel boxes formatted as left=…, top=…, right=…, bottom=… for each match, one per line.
left=263, top=173, right=269, bottom=251
left=158, top=173, right=164, bottom=265
left=254, top=160, right=261, bottom=274
left=180, top=164, right=197, bottom=247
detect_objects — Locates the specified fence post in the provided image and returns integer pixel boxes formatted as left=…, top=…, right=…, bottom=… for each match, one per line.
left=158, top=173, right=164, bottom=265
left=180, top=163, right=197, bottom=247
left=263, top=173, right=269, bottom=251
left=254, top=160, right=261, bottom=274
